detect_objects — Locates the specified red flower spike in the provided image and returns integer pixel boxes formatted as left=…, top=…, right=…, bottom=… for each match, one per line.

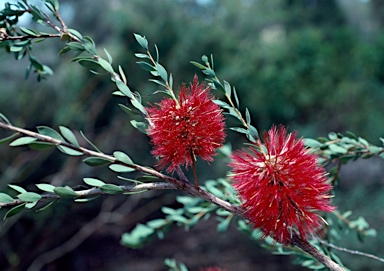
left=146, top=75, right=225, bottom=173
left=229, top=125, right=335, bottom=245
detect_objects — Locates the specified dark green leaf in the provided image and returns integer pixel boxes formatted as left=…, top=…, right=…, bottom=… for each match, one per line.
left=109, top=164, right=135, bottom=173
left=100, top=184, right=123, bottom=194
left=28, top=142, right=55, bottom=150
left=83, top=157, right=112, bottom=167
left=0, top=193, right=14, bottom=203
left=0, top=133, right=18, bottom=145
left=17, top=192, right=42, bottom=202
left=57, top=145, right=83, bottom=156
left=53, top=187, right=78, bottom=198
left=59, top=126, right=79, bottom=147
left=4, top=204, right=25, bottom=219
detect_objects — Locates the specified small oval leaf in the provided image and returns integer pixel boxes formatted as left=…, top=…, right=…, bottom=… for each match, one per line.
left=10, top=137, right=37, bottom=146
left=0, top=193, right=14, bottom=203
left=53, top=187, right=78, bottom=198
left=57, top=145, right=83, bottom=156
left=109, top=164, right=135, bottom=173
left=59, top=126, right=80, bottom=147
left=100, top=184, right=123, bottom=194
left=37, top=126, right=64, bottom=141
left=36, top=183, right=55, bottom=193
left=83, top=178, right=105, bottom=187
left=83, top=157, right=112, bottom=167
left=113, top=151, right=133, bottom=165
left=17, top=192, right=42, bottom=202
left=4, top=204, right=26, bottom=219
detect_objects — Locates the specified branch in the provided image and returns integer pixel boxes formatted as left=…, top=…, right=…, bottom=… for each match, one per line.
left=0, top=33, right=62, bottom=42
left=317, top=239, right=384, bottom=264
left=0, top=120, right=345, bottom=271
left=0, top=182, right=176, bottom=208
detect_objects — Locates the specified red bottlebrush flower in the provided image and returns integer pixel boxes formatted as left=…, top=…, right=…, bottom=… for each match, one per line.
left=146, top=75, right=225, bottom=173
left=229, top=125, right=335, bottom=245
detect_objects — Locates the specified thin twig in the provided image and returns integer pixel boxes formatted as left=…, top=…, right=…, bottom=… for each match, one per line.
left=318, top=239, right=384, bottom=264
left=0, top=182, right=175, bottom=208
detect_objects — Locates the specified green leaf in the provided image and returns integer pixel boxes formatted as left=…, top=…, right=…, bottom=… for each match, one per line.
left=100, top=184, right=123, bottom=194
left=121, top=223, right=154, bottom=248
left=82, top=37, right=97, bottom=55
left=8, top=184, right=27, bottom=194
left=134, top=33, right=149, bottom=50
left=230, top=127, right=249, bottom=135
left=17, top=192, right=42, bottom=202
left=109, top=164, right=135, bottom=173
left=190, top=61, right=207, bottom=70
left=98, top=58, right=114, bottom=74
left=83, top=178, right=105, bottom=187
left=0, top=193, right=14, bottom=203
left=305, top=138, right=321, bottom=148
left=59, top=126, right=79, bottom=147
left=136, top=61, right=155, bottom=72
left=20, top=26, right=38, bottom=36
left=36, top=201, right=55, bottom=212
left=156, top=63, right=167, bottom=81
left=329, top=144, right=348, bottom=154
left=116, top=80, right=133, bottom=98
left=80, top=131, right=101, bottom=152
left=57, top=145, right=83, bottom=156
left=4, top=204, right=25, bottom=219
left=53, top=187, right=78, bottom=198
left=37, top=126, right=64, bottom=141
left=217, top=218, right=230, bottom=232
left=67, top=42, right=85, bottom=51
left=83, top=157, right=112, bottom=166
left=28, top=142, right=55, bottom=150
left=131, top=99, right=147, bottom=115
left=0, top=113, right=11, bottom=124
left=36, top=183, right=55, bottom=193
left=68, top=29, right=83, bottom=40
left=134, top=53, right=149, bottom=59
left=130, top=120, right=148, bottom=134
left=0, top=133, right=18, bottom=145
left=147, top=219, right=168, bottom=229
left=113, top=151, right=133, bottom=165
left=10, top=137, right=37, bottom=146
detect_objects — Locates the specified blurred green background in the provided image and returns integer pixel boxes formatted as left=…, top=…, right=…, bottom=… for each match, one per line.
left=1, top=0, right=384, bottom=270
